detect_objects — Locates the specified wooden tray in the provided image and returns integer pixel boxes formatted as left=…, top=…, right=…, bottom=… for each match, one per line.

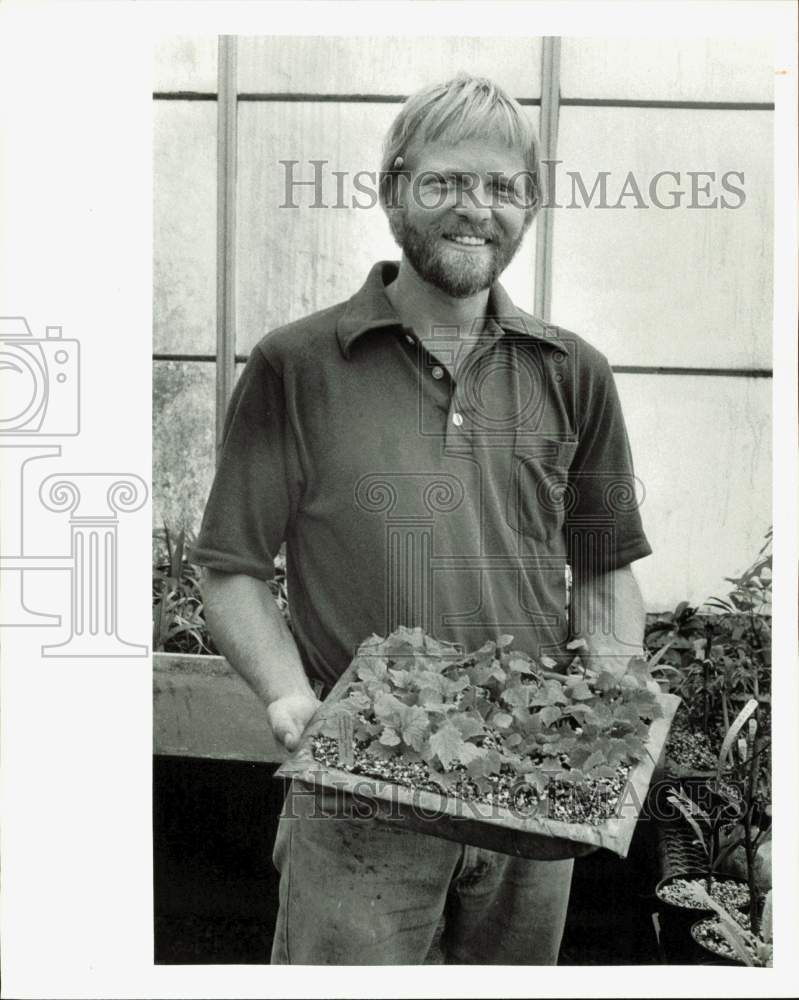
left=276, top=665, right=680, bottom=860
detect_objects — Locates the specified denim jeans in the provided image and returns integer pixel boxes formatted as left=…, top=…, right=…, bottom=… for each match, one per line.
left=270, top=780, right=574, bottom=965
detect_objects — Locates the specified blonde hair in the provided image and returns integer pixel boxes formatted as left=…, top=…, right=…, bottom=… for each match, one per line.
left=379, top=74, right=541, bottom=213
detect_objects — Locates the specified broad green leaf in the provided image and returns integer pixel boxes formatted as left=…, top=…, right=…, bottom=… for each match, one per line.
left=457, top=742, right=486, bottom=766
left=379, top=726, right=401, bottom=746
left=452, top=714, right=485, bottom=740
left=344, top=690, right=371, bottom=712
left=529, top=679, right=568, bottom=707
left=466, top=748, right=503, bottom=778
left=502, top=684, right=532, bottom=711
left=418, top=686, right=444, bottom=708
left=356, top=656, right=389, bottom=684
left=508, top=655, right=533, bottom=673
left=368, top=740, right=399, bottom=760
left=581, top=749, right=605, bottom=772
left=399, top=705, right=430, bottom=751
left=568, top=680, right=593, bottom=701
left=429, top=722, right=468, bottom=770
left=539, top=705, right=562, bottom=727
left=373, top=691, right=406, bottom=726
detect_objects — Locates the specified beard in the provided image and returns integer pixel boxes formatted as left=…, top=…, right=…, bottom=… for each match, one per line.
left=389, top=209, right=526, bottom=298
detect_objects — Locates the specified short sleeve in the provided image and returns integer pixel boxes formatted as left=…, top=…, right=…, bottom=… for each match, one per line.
left=190, top=347, right=302, bottom=580
left=565, top=355, right=652, bottom=575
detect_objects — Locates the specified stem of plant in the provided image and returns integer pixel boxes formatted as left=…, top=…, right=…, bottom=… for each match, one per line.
left=744, top=718, right=764, bottom=936
left=702, top=627, right=713, bottom=735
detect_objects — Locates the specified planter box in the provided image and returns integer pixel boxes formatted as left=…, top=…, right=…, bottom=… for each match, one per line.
left=277, top=639, right=680, bottom=860
left=153, top=652, right=286, bottom=764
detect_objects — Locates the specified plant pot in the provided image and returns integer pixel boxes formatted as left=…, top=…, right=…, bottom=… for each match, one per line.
left=654, top=871, right=749, bottom=964
left=655, top=871, right=750, bottom=918
left=690, top=916, right=767, bottom=966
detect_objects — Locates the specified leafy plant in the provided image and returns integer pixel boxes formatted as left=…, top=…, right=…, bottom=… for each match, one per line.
left=667, top=697, right=771, bottom=935
left=152, top=526, right=291, bottom=653
left=646, top=529, right=772, bottom=749
left=152, top=525, right=218, bottom=654
left=693, top=885, right=773, bottom=967
left=316, top=627, right=664, bottom=804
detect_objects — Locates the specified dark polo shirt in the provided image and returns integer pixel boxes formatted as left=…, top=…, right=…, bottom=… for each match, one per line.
left=193, top=261, right=651, bottom=689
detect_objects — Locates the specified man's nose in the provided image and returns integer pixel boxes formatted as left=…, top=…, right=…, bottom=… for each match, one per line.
left=453, top=178, right=492, bottom=225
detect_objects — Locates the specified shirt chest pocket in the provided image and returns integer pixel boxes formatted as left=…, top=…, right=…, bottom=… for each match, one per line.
left=506, top=436, right=579, bottom=542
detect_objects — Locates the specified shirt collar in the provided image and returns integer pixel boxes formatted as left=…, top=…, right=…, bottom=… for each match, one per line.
left=335, top=261, right=567, bottom=359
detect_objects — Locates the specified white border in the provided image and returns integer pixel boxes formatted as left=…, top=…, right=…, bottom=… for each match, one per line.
left=0, top=2, right=796, bottom=997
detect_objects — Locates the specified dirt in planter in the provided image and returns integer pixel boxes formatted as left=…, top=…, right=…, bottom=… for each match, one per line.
left=665, top=712, right=720, bottom=771
left=692, top=912, right=771, bottom=966
left=311, top=734, right=631, bottom=825
left=657, top=875, right=749, bottom=911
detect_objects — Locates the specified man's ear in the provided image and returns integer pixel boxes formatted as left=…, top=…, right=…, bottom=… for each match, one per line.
left=385, top=165, right=411, bottom=211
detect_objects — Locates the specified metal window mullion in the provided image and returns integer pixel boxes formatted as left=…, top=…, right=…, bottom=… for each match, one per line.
left=534, top=36, right=561, bottom=322
left=215, top=35, right=238, bottom=457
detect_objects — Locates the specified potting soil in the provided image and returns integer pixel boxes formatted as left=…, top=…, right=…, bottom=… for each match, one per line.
left=311, top=733, right=631, bottom=824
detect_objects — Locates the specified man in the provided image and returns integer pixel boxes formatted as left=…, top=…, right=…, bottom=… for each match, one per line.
left=193, top=74, right=651, bottom=964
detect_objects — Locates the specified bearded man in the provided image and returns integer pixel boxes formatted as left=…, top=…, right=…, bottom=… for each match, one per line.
left=192, top=74, right=652, bottom=964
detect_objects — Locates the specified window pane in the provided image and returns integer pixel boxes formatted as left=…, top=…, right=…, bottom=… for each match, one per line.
left=153, top=101, right=217, bottom=355
left=236, top=102, right=539, bottom=353
left=153, top=361, right=215, bottom=536
left=237, top=36, right=542, bottom=97
left=560, top=37, right=773, bottom=103
left=550, top=107, right=772, bottom=368
left=153, top=36, right=218, bottom=93
left=616, top=372, right=771, bottom=610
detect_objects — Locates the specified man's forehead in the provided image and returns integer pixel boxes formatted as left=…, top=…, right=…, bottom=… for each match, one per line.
left=405, top=134, right=528, bottom=175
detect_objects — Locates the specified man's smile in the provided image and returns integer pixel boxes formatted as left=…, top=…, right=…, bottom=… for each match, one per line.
left=443, top=234, right=492, bottom=247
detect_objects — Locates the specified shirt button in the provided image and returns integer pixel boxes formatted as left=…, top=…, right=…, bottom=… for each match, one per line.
left=452, top=411, right=464, bottom=427
left=431, top=365, right=444, bottom=380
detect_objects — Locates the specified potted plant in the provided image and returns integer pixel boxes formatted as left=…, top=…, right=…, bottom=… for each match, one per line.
left=652, top=693, right=772, bottom=965
left=691, top=886, right=773, bottom=967
left=655, top=700, right=759, bottom=918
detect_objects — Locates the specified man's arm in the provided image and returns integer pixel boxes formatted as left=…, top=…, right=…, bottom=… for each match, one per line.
left=569, top=564, right=645, bottom=677
left=201, top=569, right=320, bottom=750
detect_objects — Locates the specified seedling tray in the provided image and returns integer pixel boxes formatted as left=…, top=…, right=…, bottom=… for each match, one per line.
left=277, top=630, right=680, bottom=859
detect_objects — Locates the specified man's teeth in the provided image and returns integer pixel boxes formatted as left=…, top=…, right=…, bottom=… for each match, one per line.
left=447, top=235, right=488, bottom=245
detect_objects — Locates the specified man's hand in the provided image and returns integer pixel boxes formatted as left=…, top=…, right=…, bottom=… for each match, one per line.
left=570, top=565, right=646, bottom=679
left=267, top=693, right=322, bottom=752
left=201, top=571, right=322, bottom=751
